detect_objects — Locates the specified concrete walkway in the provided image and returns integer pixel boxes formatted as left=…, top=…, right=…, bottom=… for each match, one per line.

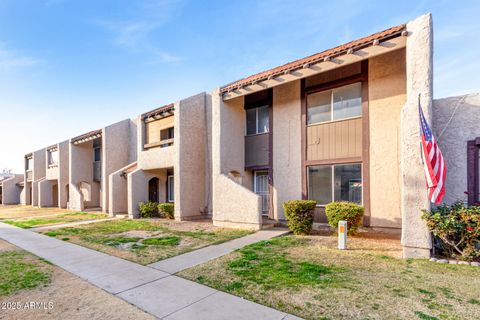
left=148, top=228, right=289, bottom=273
left=0, top=223, right=300, bottom=320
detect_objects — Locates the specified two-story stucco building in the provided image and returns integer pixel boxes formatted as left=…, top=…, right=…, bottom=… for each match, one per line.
left=126, top=93, right=212, bottom=220
left=0, top=173, right=23, bottom=205
left=21, top=148, right=46, bottom=207
left=69, top=119, right=137, bottom=212
left=8, top=13, right=480, bottom=259
left=37, top=141, right=69, bottom=208
left=210, top=14, right=436, bottom=258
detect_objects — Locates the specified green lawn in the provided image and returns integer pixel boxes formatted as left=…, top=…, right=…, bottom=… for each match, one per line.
left=179, top=235, right=480, bottom=320
left=0, top=251, right=51, bottom=296
left=42, top=219, right=252, bottom=265
left=3, top=212, right=108, bottom=228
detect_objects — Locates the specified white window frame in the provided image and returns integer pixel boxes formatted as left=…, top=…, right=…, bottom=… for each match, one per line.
left=307, top=163, right=363, bottom=206
left=307, top=82, right=362, bottom=126
left=167, top=175, right=174, bottom=203
left=245, top=105, right=269, bottom=136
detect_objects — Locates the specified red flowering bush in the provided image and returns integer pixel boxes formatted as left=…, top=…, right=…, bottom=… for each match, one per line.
left=422, top=202, right=480, bottom=260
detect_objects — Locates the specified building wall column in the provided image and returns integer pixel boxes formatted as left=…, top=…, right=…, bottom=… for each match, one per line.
left=272, top=80, right=302, bottom=220
left=400, top=13, right=434, bottom=258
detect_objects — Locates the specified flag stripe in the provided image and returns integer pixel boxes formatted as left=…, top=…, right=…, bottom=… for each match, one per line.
left=419, top=102, right=446, bottom=205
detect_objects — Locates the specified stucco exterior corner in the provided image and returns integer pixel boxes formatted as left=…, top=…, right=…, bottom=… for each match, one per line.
left=400, top=13, right=434, bottom=258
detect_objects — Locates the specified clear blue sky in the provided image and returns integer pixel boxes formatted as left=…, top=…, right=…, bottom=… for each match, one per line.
left=1, top=0, right=479, bottom=172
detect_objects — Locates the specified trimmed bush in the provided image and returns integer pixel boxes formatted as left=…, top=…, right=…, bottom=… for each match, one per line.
left=422, top=202, right=480, bottom=261
left=325, top=201, right=364, bottom=235
left=283, top=200, right=317, bottom=235
left=138, top=201, right=159, bottom=218
left=158, top=203, right=175, bottom=219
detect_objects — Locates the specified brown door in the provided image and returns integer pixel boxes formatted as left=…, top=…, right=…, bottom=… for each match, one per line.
left=148, top=178, right=159, bottom=203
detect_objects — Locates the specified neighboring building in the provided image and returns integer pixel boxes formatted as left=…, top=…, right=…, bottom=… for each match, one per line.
left=38, top=141, right=69, bottom=208
left=0, top=173, right=24, bottom=205
left=21, top=149, right=46, bottom=206
left=69, top=119, right=137, bottom=212
left=210, top=14, right=435, bottom=258
left=433, top=92, right=480, bottom=206
left=126, top=92, right=212, bottom=219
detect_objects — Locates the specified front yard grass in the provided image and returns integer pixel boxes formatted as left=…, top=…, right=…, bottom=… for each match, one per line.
left=178, top=234, right=480, bottom=320
left=0, top=250, right=51, bottom=296
left=3, top=212, right=108, bottom=229
left=41, top=219, right=252, bottom=265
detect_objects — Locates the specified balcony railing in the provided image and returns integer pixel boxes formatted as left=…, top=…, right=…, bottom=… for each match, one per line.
left=26, top=170, right=33, bottom=181
left=93, top=161, right=102, bottom=182
left=144, top=138, right=174, bottom=149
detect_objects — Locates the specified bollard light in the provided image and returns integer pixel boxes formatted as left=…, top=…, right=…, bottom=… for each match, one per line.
left=338, top=220, right=347, bottom=250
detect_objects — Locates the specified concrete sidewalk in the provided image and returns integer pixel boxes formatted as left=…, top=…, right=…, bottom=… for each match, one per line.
left=148, top=228, right=289, bottom=273
left=0, top=223, right=300, bottom=320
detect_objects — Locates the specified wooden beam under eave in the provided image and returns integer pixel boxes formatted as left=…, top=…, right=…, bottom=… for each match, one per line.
left=222, top=36, right=406, bottom=101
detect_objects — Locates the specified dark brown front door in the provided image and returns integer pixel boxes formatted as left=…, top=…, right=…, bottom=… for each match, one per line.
left=148, top=178, right=159, bottom=203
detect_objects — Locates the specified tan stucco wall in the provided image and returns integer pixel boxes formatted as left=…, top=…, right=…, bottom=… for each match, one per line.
left=272, top=80, right=302, bottom=220
left=26, top=148, right=46, bottom=207
left=174, top=92, right=211, bottom=220
left=433, top=92, right=480, bottom=204
left=102, top=119, right=136, bottom=213
left=211, top=89, right=262, bottom=229
left=368, top=49, right=406, bottom=228
left=401, top=14, right=434, bottom=258
left=127, top=168, right=167, bottom=218
left=69, top=140, right=95, bottom=211
left=38, top=179, right=54, bottom=207
left=1, top=174, right=24, bottom=205
left=138, top=146, right=174, bottom=170
left=41, top=140, right=69, bottom=208
left=109, top=163, right=133, bottom=214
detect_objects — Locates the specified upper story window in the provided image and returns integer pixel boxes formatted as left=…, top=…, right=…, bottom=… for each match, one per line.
left=48, top=150, right=59, bottom=166
left=307, top=82, right=362, bottom=125
left=94, top=147, right=101, bottom=162
left=26, top=158, right=33, bottom=171
left=246, top=105, right=269, bottom=136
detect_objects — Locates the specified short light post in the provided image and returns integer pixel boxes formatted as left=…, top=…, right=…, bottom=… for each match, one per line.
left=338, top=220, right=347, bottom=250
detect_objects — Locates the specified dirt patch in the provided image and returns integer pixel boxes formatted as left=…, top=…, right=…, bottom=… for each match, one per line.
left=0, top=205, right=103, bottom=221
left=0, top=240, right=153, bottom=320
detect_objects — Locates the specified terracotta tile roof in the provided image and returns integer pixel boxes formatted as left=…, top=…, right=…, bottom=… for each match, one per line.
left=220, top=23, right=406, bottom=93
left=71, top=129, right=102, bottom=144
left=46, top=144, right=58, bottom=152
left=142, top=103, right=175, bottom=120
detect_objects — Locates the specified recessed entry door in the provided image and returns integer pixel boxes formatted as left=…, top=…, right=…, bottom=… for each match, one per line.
left=254, top=170, right=270, bottom=216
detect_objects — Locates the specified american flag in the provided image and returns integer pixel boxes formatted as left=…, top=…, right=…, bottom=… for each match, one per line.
left=419, top=102, right=446, bottom=204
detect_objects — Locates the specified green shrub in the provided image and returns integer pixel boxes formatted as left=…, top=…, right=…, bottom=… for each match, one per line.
left=325, top=201, right=364, bottom=235
left=138, top=201, right=159, bottom=218
left=283, top=200, right=317, bottom=235
left=422, top=202, right=480, bottom=261
left=158, top=203, right=175, bottom=219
